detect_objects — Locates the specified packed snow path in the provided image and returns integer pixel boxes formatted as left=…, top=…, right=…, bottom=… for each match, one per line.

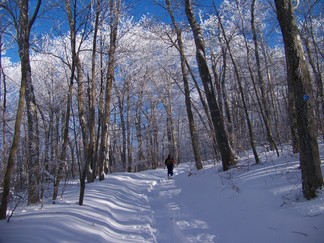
left=1, top=164, right=215, bottom=243
left=1, top=147, right=324, bottom=243
left=148, top=168, right=216, bottom=242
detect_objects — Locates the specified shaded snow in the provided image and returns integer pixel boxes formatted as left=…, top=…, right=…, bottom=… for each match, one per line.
left=1, top=143, right=324, bottom=243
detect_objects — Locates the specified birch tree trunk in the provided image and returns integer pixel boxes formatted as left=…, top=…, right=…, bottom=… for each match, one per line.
left=274, top=0, right=323, bottom=199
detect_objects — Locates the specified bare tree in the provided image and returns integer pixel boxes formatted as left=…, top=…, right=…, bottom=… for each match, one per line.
left=0, top=0, right=41, bottom=219
left=185, top=0, right=236, bottom=171
left=0, top=19, right=8, bottom=167
left=274, top=0, right=323, bottom=199
left=19, top=0, right=42, bottom=205
left=64, top=0, right=96, bottom=205
left=251, top=0, right=279, bottom=156
left=98, top=0, right=121, bottom=180
left=88, top=0, right=101, bottom=182
left=215, top=0, right=259, bottom=164
left=165, top=0, right=202, bottom=170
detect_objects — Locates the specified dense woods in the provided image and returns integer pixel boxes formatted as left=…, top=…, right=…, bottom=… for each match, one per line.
left=0, top=0, right=323, bottom=218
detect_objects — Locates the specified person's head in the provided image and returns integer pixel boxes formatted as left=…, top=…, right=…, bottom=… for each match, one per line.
left=167, top=154, right=171, bottom=158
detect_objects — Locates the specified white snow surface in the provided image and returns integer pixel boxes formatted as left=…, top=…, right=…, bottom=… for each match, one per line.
left=1, top=143, right=324, bottom=243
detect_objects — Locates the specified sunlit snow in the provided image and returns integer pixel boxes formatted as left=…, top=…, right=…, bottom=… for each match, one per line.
left=1, top=142, right=323, bottom=243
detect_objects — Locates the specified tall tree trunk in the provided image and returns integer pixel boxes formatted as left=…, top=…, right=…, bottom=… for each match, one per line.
left=184, top=48, right=216, bottom=158
left=251, top=0, right=279, bottom=156
left=185, top=0, right=236, bottom=171
left=20, top=0, right=41, bottom=205
left=89, top=0, right=100, bottom=182
left=0, top=72, right=26, bottom=219
left=217, top=0, right=259, bottom=164
left=24, top=48, right=40, bottom=205
left=76, top=54, right=90, bottom=206
left=98, top=0, right=120, bottom=180
left=96, top=34, right=105, bottom=172
left=0, top=0, right=41, bottom=218
left=64, top=0, right=90, bottom=206
left=274, top=0, right=323, bottom=199
left=165, top=0, right=202, bottom=170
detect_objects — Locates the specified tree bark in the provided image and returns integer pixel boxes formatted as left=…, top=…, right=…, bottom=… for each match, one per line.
left=274, top=0, right=323, bottom=199
left=165, top=0, right=202, bottom=170
left=185, top=0, right=236, bottom=171
left=98, top=0, right=120, bottom=180
left=64, top=0, right=91, bottom=206
left=89, top=0, right=100, bottom=182
left=218, top=20, right=260, bottom=164
left=0, top=73, right=26, bottom=219
left=20, top=0, right=41, bottom=205
left=0, top=0, right=41, bottom=218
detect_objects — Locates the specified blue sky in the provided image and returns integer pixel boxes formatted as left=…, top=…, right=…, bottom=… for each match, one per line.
left=129, top=0, right=221, bottom=20
left=2, top=0, right=221, bottom=62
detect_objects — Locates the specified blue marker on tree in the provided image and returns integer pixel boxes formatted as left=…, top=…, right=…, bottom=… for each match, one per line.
left=303, top=94, right=309, bottom=101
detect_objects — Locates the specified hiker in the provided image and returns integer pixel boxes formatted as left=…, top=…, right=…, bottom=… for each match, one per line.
left=165, top=154, right=175, bottom=178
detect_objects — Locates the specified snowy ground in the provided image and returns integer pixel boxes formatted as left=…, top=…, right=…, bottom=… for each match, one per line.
left=1, top=143, right=324, bottom=243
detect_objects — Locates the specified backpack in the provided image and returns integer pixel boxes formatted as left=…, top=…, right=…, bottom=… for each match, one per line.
left=165, top=158, right=174, bottom=166
left=165, top=158, right=171, bottom=166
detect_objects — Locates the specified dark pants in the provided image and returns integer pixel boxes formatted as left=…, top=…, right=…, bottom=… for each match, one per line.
left=167, top=165, right=173, bottom=177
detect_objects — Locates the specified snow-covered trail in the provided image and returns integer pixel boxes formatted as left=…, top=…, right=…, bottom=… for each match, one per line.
left=1, top=147, right=324, bottom=243
left=0, top=164, right=207, bottom=243
left=148, top=172, right=217, bottom=243
left=148, top=177, right=187, bottom=242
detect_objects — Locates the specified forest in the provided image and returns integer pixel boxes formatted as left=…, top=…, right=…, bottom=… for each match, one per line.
left=0, top=0, right=323, bottom=219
